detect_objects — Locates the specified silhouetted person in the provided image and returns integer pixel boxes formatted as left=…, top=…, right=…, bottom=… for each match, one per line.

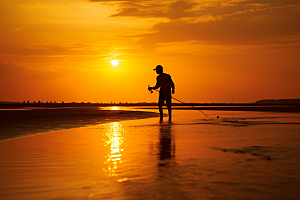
left=148, top=65, right=175, bottom=122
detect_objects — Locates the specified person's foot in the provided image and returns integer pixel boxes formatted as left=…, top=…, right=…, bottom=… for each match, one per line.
left=160, top=117, right=163, bottom=122
left=168, top=117, right=172, bottom=123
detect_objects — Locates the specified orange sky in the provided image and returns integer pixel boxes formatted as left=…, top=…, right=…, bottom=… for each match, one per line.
left=0, top=0, right=299, bottom=103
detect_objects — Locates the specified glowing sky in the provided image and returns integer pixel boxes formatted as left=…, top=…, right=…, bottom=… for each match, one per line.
left=0, top=0, right=299, bottom=103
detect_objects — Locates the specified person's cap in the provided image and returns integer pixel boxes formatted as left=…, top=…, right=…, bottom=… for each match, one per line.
left=153, top=65, right=163, bottom=71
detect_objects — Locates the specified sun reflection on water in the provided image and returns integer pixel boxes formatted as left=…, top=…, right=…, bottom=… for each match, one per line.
left=111, top=106, right=119, bottom=110
left=103, top=122, right=126, bottom=179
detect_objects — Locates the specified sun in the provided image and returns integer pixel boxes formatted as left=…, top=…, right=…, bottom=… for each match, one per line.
left=111, top=60, right=118, bottom=66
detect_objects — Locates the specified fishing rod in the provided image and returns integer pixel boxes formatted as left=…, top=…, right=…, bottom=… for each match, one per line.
left=149, top=87, right=209, bottom=118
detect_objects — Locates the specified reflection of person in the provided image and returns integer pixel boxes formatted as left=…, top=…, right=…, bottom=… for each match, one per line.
left=148, top=65, right=175, bottom=122
left=158, top=124, right=174, bottom=161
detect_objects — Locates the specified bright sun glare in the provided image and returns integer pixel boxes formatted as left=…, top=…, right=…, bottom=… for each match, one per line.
left=111, top=106, right=119, bottom=110
left=111, top=60, right=118, bottom=66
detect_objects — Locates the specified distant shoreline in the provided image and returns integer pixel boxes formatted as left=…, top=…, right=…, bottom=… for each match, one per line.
left=0, top=102, right=299, bottom=113
left=1, top=98, right=300, bottom=107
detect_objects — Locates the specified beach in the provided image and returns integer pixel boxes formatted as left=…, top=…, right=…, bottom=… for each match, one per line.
left=1, top=103, right=299, bottom=141
left=0, top=108, right=300, bottom=200
left=0, top=106, right=158, bottom=141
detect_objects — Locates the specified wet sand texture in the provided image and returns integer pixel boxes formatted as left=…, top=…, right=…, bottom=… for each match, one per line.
left=0, top=110, right=299, bottom=200
left=0, top=108, right=158, bottom=141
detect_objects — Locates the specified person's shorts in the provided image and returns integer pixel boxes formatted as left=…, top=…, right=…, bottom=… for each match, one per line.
left=158, top=93, right=171, bottom=106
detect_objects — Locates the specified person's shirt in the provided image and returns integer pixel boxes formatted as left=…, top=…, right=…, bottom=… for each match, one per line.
left=153, top=73, right=174, bottom=94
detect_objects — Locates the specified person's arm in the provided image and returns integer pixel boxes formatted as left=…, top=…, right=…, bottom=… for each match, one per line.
left=149, top=77, right=160, bottom=91
left=170, top=75, right=175, bottom=94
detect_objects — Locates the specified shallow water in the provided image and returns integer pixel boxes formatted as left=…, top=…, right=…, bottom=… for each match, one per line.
left=0, top=110, right=300, bottom=200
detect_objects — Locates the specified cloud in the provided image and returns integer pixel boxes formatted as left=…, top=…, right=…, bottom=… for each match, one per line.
left=90, top=0, right=134, bottom=1
left=198, top=0, right=300, bottom=17
left=110, top=1, right=198, bottom=19
left=0, top=44, right=98, bottom=56
left=89, top=0, right=299, bottom=57
left=167, top=1, right=197, bottom=19
left=136, top=4, right=300, bottom=45
left=0, top=61, right=59, bottom=82
left=0, top=61, right=64, bottom=78
left=0, top=42, right=132, bottom=65
left=90, top=0, right=300, bottom=20
left=0, top=61, right=32, bottom=76
left=0, top=61, right=100, bottom=80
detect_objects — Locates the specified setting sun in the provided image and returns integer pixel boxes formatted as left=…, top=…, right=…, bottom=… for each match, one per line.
left=111, top=60, right=118, bottom=66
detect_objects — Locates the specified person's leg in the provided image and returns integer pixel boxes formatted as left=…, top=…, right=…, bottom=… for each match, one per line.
left=167, top=105, right=171, bottom=122
left=159, top=105, right=163, bottom=121
left=158, top=94, right=164, bottom=121
left=166, top=93, right=172, bottom=122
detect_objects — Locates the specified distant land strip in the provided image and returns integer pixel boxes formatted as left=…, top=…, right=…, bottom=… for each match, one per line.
left=0, top=99, right=299, bottom=113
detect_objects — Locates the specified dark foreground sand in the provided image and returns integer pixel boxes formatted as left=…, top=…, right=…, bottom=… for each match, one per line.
left=0, top=107, right=158, bottom=141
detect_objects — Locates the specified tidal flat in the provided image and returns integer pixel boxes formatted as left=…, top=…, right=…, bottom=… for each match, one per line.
left=0, top=109, right=300, bottom=200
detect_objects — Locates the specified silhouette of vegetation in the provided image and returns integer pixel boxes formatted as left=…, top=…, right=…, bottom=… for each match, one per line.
left=0, top=98, right=299, bottom=113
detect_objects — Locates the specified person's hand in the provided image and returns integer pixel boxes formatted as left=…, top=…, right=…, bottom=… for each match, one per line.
left=172, top=89, right=175, bottom=94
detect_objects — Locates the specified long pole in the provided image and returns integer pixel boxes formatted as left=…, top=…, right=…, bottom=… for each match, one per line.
left=150, top=88, right=209, bottom=118
left=171, top=96, right=209, bottom=118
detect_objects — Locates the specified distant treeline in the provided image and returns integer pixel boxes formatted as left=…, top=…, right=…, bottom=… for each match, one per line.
left=255, top=99, right=300, bottom=105
left=0, top=99, right=299, bottom=106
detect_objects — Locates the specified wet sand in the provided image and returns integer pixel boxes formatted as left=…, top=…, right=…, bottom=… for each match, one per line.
left=0, top=107, right=158, bottom=141
left=0, top=110, right=299, bottom=200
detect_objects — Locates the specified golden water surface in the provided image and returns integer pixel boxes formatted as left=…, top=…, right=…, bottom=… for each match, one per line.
left=0, top=110, right=300, bottom=200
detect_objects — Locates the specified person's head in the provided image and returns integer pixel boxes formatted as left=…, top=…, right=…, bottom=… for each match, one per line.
left=153, top=65, right=163, bottom=74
